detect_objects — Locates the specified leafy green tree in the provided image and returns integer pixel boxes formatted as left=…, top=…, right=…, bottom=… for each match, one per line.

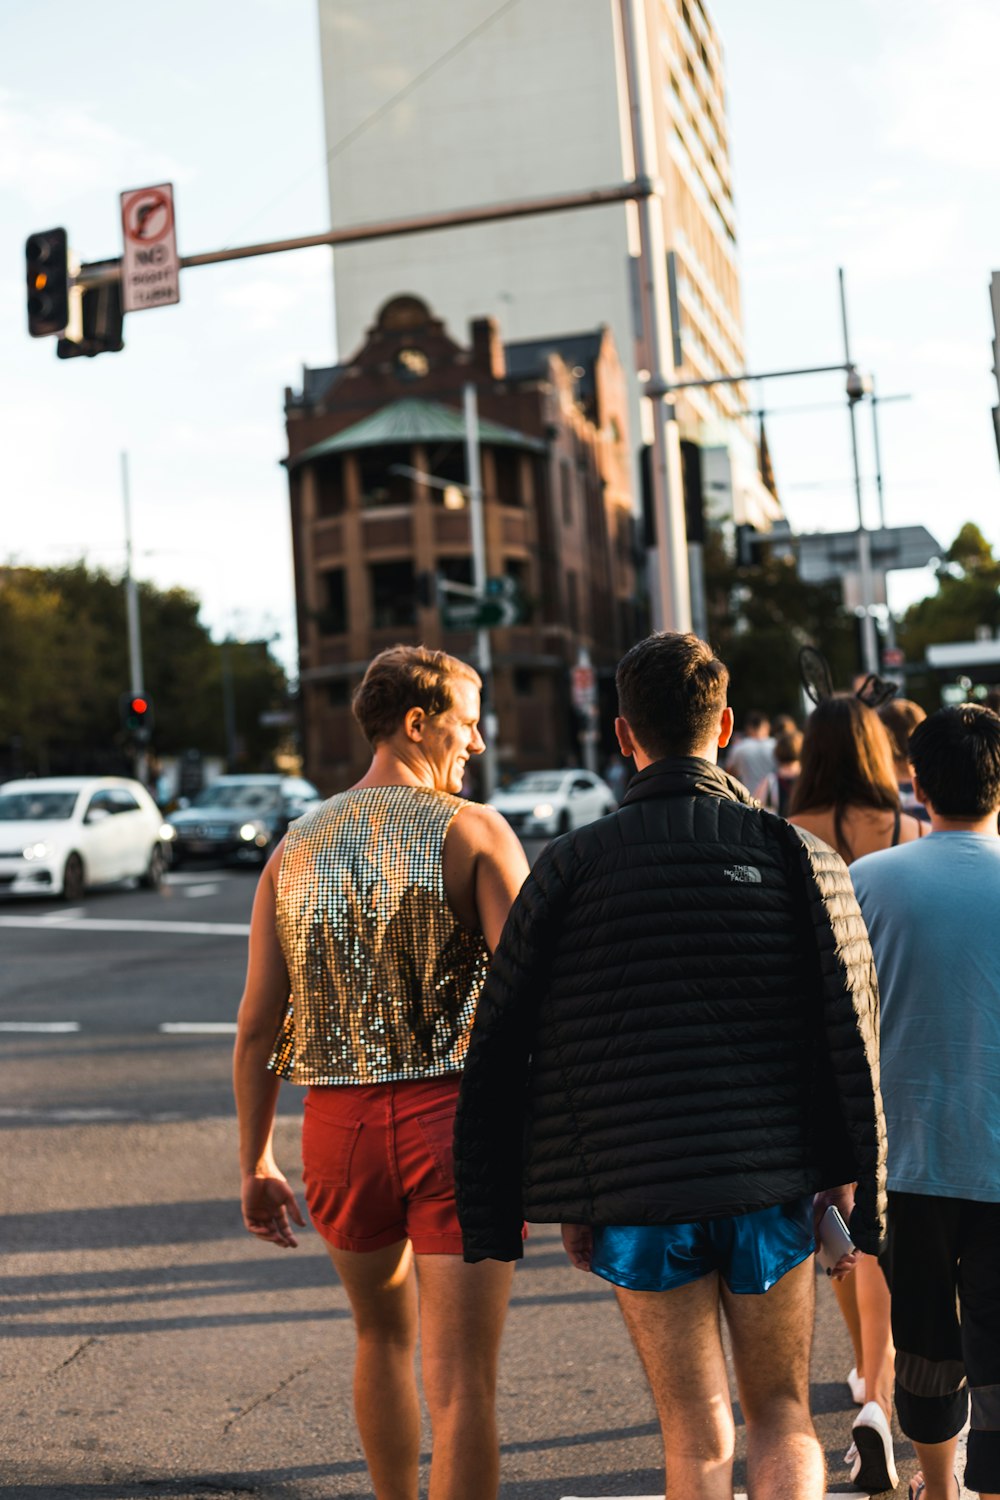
left=0, top=563, right=289, bottom=776
left=898, top=523, right=1000, bottom=666
left=703, top=527, right=858, bottom=720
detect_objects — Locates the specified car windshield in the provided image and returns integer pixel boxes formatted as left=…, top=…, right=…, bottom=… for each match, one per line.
left=190, top=783, right=280, bottom=811
left=0, top=791, right=78, bottom=821
left=504, top=773, right=567, bottom=794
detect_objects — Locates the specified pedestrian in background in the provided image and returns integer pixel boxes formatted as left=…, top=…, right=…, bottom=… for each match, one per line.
left=852, top=706, right=1000, bottom=1500
left=456, top=632, right=885, bottom=1500
left=755, top=728, right=802, bottom=816
left=789, top=693, right=925, bottom=1492
left=724, top=708, right=775, bottom=792
left=879, top=697, right=929, bottom=823
left=233, top=645, right=529, bottom=1500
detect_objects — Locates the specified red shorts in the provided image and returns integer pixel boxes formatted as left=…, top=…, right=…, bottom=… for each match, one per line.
left=301, top=1076, right=464, bottom=1255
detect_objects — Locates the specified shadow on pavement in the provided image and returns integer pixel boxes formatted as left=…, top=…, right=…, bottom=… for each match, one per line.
left=1, top=1199, right=248, bottom=1252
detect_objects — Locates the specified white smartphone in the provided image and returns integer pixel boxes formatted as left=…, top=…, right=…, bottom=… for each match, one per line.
left=817, top=1204, right=855, bottom=1275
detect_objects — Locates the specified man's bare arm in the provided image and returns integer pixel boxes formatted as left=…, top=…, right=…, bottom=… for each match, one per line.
left=233, top=840, right=305, bottom=1248
left=443, top=804, right=530, bottom=951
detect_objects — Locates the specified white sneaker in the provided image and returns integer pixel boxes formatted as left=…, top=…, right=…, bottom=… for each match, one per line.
left=848, top=1366, right=866, bottom=1405
left=850, top=1400, right=898, bottom=1493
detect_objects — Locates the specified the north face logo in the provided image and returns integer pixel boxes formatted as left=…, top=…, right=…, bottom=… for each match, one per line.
left=723, top=865, right=762, bottom=884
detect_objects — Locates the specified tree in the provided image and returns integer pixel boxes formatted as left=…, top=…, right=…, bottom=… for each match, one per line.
left=898, top=523, right=1000, bottom=670
left=703, top=527, right=858, bottom=719
left=0, top=563, right=289, bottom=777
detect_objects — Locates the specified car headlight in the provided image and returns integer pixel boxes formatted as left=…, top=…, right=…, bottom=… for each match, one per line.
left=239, top=822, right=259, bottom=842
left=159, top=822, right=176, bottom=841
left=23, top=842, right=51, bottom=861
left=532, top=802, right=555, bottom=820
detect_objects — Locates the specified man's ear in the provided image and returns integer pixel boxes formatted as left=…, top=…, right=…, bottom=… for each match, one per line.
left=403, top=706, right=426, bottom=742
left=718, top=706, right=735, bottom=749
left=615, top=716, right=636, bottom=758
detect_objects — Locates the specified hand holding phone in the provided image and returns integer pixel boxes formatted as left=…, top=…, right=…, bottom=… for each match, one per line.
left=817, top=1204, right=856, bottom=1276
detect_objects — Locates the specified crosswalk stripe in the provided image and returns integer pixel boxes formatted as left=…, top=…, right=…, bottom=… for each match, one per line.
left=0, top=915, right=249, bottom=936
left=159, top=1022, right=237, bottom=1034
left=0, top=1021, right=81, bottom=1033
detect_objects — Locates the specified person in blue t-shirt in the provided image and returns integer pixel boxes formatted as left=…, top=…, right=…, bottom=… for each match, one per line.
left=851, top=704, right=1000, bottom=1500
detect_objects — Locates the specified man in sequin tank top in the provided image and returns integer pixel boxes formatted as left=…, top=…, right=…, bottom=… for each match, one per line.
left=234, top=645, right=529, bottom=1500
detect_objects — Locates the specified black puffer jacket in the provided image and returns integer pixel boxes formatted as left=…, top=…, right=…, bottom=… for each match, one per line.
left=455, top=758, right=886, bottom=1261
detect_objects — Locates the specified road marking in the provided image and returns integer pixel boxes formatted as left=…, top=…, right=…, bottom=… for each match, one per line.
left=38, top=907, right=86, bottom=922
left=0, top=1021, right=81, bottom=1033
left=182, top=884, right=219, bottom=899
left=0, top=915, right=249, bottom=936
left=0, top=1106, right=184, bottom=1122
left=159, top=1022, right=237, bottom=1035
left=164, top=871, right=228, bottom=885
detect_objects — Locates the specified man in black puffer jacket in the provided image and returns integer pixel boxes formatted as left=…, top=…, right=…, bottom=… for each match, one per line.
left=455, top=632, right=886, bottom=1500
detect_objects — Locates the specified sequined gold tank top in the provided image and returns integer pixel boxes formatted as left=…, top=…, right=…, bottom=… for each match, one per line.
left=269, top=785, right=490, bottom=1085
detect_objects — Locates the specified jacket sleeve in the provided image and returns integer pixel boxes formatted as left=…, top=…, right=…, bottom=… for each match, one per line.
left=454, top=847, right=563, bottom=1263
left=785, top=824, right=888, bottom=1254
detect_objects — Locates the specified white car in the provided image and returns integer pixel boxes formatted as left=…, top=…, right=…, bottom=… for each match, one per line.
left=0, top=777, right=168, bottom=901
left=489, top=769, right=617, bottom=839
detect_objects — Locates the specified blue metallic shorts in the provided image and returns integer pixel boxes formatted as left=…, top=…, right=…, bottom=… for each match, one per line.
left=590, top=1196, right=815, bottom=1295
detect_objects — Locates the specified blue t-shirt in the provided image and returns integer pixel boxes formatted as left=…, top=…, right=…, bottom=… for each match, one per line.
left=851, top=833, right=1000, bottom=1202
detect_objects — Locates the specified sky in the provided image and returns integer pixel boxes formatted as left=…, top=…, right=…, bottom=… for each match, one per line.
left=3, top=0, right=998, bottom=673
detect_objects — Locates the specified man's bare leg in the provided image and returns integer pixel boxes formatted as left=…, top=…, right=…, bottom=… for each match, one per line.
left=856, top=1253, right=894, bottom=1420
left=615, top=1271, right=736, bottom=1500
left=415, top=1254, right=514, bottom=1500
left=722, top=1257, right=824, bottom=1500
left=327, top=1239, right=420, bottom=1500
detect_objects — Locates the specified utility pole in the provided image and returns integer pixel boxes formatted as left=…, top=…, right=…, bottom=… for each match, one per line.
left=463, top=383, right=498, bottom=800
left=121, top=451, right=148, bottom=783
left=839, top=269, right=879, bottom=677
left=618, top=0, right=692, bottom=634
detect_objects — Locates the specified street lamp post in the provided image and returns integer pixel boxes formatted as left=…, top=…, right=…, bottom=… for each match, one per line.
left=839, top=269, right=880, bottom=676
left=463, top=384, right=499, bottom=801
left=121, top=451, right=148, bottom=784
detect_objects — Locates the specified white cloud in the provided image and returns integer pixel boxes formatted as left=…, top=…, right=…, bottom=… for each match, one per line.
left=864, top=0, right=1000, bottom=177
left=0, top=88, right=187, bottom=209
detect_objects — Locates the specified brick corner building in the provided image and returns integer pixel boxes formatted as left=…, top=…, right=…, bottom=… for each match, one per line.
left=284, top=296, right=644, bottom=793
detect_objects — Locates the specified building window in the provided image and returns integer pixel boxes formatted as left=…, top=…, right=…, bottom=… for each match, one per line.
left=513, top=668, right=534, bottom=697
left=439, top=556, right=473, bottom=586
left=560, top=460, right=572, bottom=526
left=319, top=568, right=348, bottom=635
left=370, top=561, right=416, bottom=628
left=359, top=446, right=412, bottom=507
left=316, top=458, right=345, bottom=517
left=566, top=571, right=580, bottom=633
left=492, top=448, right=523, bottom=505
left=327, top=679, right=350, bottom=707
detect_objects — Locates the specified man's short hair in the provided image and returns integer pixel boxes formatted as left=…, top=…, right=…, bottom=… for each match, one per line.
left=616, top=632, right=729, bottom=759
left=744, top=710, right=770, bottom=735
left=878, top=697, right=926, bottom=763
left=352, top=645, right=481, bottom=747
left=908, top=705, right=1000, bottom=818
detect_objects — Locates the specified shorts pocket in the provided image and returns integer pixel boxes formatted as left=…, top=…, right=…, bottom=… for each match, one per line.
left=416, top=1107, right=456, bottom=1189
left=302, top=1112, right=361, bottom=1188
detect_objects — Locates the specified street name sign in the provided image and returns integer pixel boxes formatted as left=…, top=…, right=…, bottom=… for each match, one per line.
left=120, top=183, right=180, bottom=313
left=440, top=575, right=524, bottom=629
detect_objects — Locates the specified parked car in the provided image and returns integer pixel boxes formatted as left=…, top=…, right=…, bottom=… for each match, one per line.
left=489, top=769, right=616, bottom=839
left=0, top=776, right=168, bottom=900
left=162, top=774, right=322, bottom=867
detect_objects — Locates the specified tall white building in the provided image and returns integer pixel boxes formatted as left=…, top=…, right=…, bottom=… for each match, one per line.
left=317, top=0, right=778, bottom=535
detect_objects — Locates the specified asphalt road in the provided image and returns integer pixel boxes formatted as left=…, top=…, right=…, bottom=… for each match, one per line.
left=0, top=867, right=944, bottom=1499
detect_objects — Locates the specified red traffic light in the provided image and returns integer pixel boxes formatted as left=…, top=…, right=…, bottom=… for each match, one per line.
left=130, top=697, right=148, bottom=715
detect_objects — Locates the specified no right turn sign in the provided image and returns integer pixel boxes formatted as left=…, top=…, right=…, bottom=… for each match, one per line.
left=120, top=183, right=180, bottom=313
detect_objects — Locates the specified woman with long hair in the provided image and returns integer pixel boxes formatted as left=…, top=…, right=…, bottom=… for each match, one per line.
left=790, top=694, right=924, bottom=1494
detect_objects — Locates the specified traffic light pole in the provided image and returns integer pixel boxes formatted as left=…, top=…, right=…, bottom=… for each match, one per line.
left=121, top=451, right=148, bottom=783
left=463, top=383, right=498, bottom=802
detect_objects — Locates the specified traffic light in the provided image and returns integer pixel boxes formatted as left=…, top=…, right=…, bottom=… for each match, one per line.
left=26, top=228, right=70, bottom=336
left=58, top=280, right=125, bottom=359
left=121, top=692, right=154, bottom=742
